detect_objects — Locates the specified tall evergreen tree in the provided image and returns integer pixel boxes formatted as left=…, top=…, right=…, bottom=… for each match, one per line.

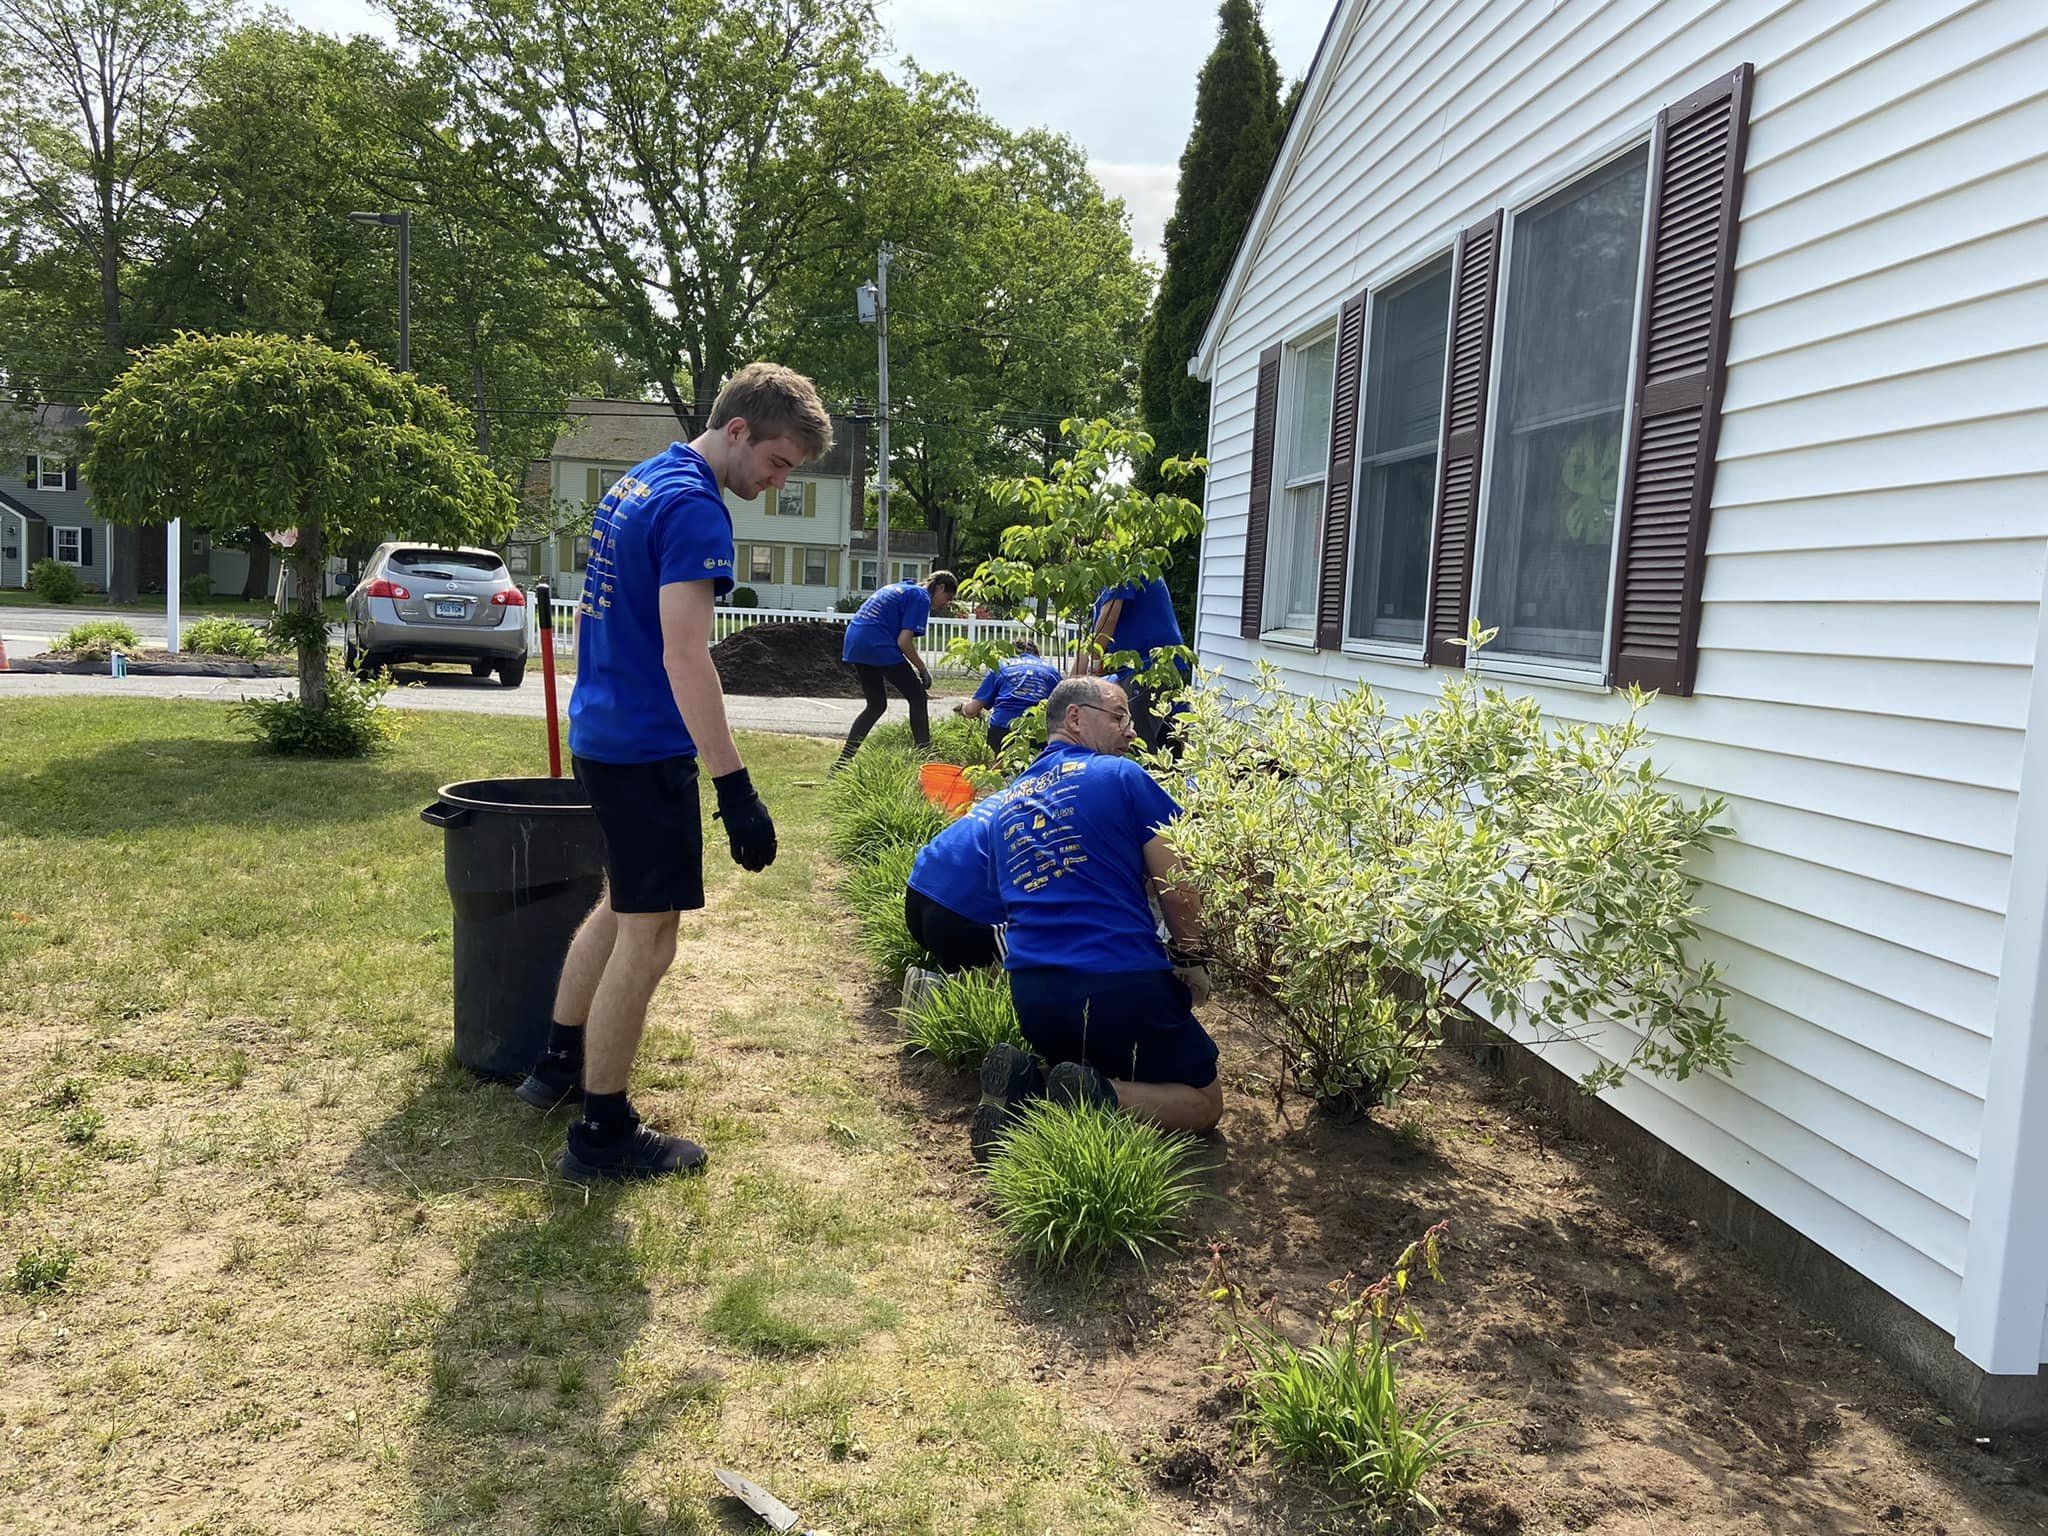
left=1137, top=0, right=1286, bottom=630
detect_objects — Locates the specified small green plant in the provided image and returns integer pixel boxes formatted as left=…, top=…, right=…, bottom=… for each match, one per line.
left=865, top=714, right=991, bottom=767
left=58, top=1106, right=105, bottom=1146
left=184, top=616, right=283, bottom=659
left=12, top=1240, right=77, bottom=1295
left=728, top=585, right=760, bottom=608
left=985, top=1100, right=1205, bottom=1271
left=1217, top=1222, right=1484, bottom=1520
left=55, top=620, right=140, bottom=655
left=28, top=558, right=84, bottom=602
left=826, top=747, right=948, bottom=865
left=843, top=840, right=923, bottom=986
left=233, top=661, right=409, bottom=756
left=183, top=572, right=215, bottom=603
left=900, top=966, right=1026, bottom=1068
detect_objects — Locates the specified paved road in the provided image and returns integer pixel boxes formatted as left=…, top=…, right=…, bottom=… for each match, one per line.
left=0, top=665, right=875, bottom=739
left=0, top=606, right=350, bottom=659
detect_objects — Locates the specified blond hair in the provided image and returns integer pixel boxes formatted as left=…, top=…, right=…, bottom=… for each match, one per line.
left=709, top=363, right=834, bottom=459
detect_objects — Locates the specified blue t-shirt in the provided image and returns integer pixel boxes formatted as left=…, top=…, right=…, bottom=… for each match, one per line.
left=842, top=581, right=931, bottom=667
left=972, top=655, right=1062, bottom=729
left=566, top=443, right=734, bottom=764
left=1091, top=577, right=1183, bottom=676
left=907, top=792, right=1008, bottom=927
left=992, top=741, right=1183, bottom=973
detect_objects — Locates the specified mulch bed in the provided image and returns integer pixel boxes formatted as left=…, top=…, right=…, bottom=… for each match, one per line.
left=6, top=654, right=291, bottom=677
left=710, top=620, right=859, bottom=698
left=861, top=997, right=2048, bottom=1535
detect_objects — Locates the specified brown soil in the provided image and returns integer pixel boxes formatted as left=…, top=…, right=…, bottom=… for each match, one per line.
left=711, top=620, right=860, bottom=698
left=864, top=1003, right=2048, bottom=1536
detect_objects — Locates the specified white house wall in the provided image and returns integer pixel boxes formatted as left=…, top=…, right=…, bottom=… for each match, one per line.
left=1198, top=0, right=2048, bottom=1346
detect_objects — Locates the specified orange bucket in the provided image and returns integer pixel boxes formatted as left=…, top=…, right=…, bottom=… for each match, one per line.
left=919, top=762, right=973, bottom=816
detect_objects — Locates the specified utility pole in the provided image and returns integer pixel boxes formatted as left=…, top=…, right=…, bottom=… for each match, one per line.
left=858, top=244, right=893, bottom=583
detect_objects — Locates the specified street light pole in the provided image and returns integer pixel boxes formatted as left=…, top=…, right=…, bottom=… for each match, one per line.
left=349, top=210, right=411, bottom=372
left=857, top=244, right=894, bottom=588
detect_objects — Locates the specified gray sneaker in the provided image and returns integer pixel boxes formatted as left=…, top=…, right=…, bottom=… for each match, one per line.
left=970, top=1044, right=1044, bottom=1165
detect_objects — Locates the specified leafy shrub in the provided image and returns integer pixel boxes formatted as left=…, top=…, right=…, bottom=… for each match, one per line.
left=183, top=615, right=282, bottom=658
left=233, top=662, right=408, bottom=756
left=900, top=966, right=1026, bottom=1068
left=1219, top=1223, right=1483, bottom=1519
left=843, top=840, right=923, bottom=986
left=28, top=558, right=83, bottom=602
left=728, top=585, right=760, bottom=608
left=832, top=594, right=863, bottom=613
left=826, top=747, right=948, bottom=866
left=182, top=572, right=214, bottom=603
left=11, top=1241, right=76, bottom=1295
left=864, top=713, right=991, bottom=767
left=1170, top=647, right=1738, bottom=1112
left=985, top=1101, right=1204, bottom=1270
left=55, top=620, right=140, bottom=656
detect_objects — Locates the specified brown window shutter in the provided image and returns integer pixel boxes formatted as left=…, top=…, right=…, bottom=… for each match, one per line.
left=1314, top=291, right=1368, bottom=649
left=1240, top=343, right=1283, bottom=640
left=1609, top=63, right=1753, bottom=696
left=1424, top=211, right=1503, bottom=667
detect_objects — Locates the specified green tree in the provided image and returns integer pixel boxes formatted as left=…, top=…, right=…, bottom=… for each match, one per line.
left=85, top=334, right=514, bottom=712
left=1137, top=0, right=1286, bottom=630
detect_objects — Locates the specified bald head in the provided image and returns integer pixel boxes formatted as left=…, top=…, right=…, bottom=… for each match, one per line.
left=1046, top=675, right=1134, bottom=756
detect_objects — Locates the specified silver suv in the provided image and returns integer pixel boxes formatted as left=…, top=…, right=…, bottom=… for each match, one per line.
left=344, top=543, right=529, bottom=686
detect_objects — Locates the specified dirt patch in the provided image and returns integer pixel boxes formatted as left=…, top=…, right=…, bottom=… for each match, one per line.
left=859, top=1000, right=2048, bottom=1536
left=711, top=621, right=859, bottom=698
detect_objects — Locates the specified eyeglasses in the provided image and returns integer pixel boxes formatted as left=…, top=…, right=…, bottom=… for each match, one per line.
left=1077, top=702, right=1133, bottom=728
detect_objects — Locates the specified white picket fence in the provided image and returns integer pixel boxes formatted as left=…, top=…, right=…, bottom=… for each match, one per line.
left=527, top=596, right=1083, bottom=677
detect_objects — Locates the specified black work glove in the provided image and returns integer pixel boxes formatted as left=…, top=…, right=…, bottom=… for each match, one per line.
left=712, top=767, right=777, bottom=872
left=912, top=664, right=933, bottom=693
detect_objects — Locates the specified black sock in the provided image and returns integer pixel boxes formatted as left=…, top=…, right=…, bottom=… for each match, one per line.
left=545, top=1021, right=584, bottom=1065
left=581, top=1090, right=633, bottom=1137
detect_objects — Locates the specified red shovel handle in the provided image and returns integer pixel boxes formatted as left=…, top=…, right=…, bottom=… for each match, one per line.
left=536, top=582, right=562, bottom=778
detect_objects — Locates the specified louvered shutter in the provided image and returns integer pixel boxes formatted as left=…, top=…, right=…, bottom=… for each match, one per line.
left=64, top=463, right=77, bottom=490
left=585, top=466, right=602, bottom=502
left=24, top=456, right=35, bottom=480
left=1240, top=344, right=1283, bottom=639
left=1423, top=212, right=1503, bottom=667
left=80, top=527, right=94, bottom=566
left=1608, top=64, right=1753, bottom=696
left=1314, top=292, right=1368, bottom=649
left=803, top=481, right=816, bottom=517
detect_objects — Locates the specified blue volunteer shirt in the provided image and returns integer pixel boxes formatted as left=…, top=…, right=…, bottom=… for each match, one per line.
left=566, top=443, right=734, bottom=764
left=842, top=580, right=931, bottom=667
left=1091, top=577, right=1184, bottom=676
left=972, top=655, right=1063, bottom=729
left=907, top=792, right=1009, bottom=927
left=993, top=741, right=1183, bottom=973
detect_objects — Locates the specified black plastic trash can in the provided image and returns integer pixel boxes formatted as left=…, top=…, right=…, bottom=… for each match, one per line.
left=420, top=777, right=607, bottom=1081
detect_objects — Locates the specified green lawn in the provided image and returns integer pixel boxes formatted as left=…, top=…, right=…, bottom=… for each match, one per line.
left=0, top=700, right=1153, bottom=1535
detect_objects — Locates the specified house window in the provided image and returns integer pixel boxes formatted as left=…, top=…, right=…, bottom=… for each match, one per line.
left=893, top=560, right=923, bottom=585
left=1349, top=259, right=1452, bottom=645
left=856, top=558, right=878, bottom=590
left=1266, top=329, right=1336, bottom=633
left=504, top=544, right=531, bottom=577
left=776, top=483, right=816, bottom=517
left=748, top=545, right=774, bottom=583
left=54, top=526, right=83, bottom=565
left=1475, top=145, right=1650, bottom=666
left=564, top=534, right=590, bottom=573
left=34, top=456, right=66, bottom=491
left=802, top=547, right=829, bottom=585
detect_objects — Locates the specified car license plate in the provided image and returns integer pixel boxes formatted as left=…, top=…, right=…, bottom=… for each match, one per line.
left=434, top=600, right=465, bottom=618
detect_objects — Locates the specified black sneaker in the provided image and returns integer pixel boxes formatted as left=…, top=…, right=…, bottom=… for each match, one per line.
left=514, top=1053, right=582, bottom=1112
left=970, top=1044, right=1043, bottom=1165
left=1045, top=1060, right=1118, bottom=1112
left=560, top=1116, right=708, bottom=1182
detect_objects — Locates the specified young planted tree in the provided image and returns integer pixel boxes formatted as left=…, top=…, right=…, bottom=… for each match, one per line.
left=85, top=333, right=515, bottom=716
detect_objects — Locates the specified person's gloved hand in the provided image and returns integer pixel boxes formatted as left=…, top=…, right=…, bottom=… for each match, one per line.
left=1168, top=945, right=1214, bottom=1007
left=913, top=664, right=933, bottom=692
left=712, top=767, right=777, bottom=872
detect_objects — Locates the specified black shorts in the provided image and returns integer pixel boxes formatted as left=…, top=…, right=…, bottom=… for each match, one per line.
left=904, top=886, right=1001, bottom=972
left=1009, top=967, right=1219, bottom=1088
left=572, top=754, right=705, bottom=914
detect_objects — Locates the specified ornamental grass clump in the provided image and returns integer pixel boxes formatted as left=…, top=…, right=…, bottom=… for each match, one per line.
left=865, top=714, right=990, bottom=767
left=985, top=1101, right=1205, bottom=1271
left=826, top=747, right=948, bottom=865
left=1170, top=640, right=1738, bottom=1113
left=900, top=966, right=1026, bottom=1068
left=54, top=620, right=140, bottom=657
left=183, top=616, right=285, bottom=658
left=1218, top=1222, right=1486, bottom=1521
left=842, top=839, right=923, bottom=986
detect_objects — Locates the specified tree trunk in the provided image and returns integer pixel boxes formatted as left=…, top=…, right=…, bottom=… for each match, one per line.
left=239, top=530, right=272, bottom=602
left=291, top=526, right=328, bottom=714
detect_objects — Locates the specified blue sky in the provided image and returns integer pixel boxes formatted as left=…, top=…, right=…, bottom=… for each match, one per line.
left=276, top=0, right=1334, bottom=264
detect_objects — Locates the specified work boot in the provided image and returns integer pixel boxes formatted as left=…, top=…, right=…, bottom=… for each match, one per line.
left=1045, top=1060, right=1118, bottom=1112
left=970, top=1043, right=1043, bottom=1165
left=560, top=1112, right=708, bottom=1182
left=514, top=1052, right=582, bottom=1112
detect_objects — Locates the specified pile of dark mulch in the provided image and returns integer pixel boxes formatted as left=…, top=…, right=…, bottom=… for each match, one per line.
left=710, top=621, right=858, bottom=697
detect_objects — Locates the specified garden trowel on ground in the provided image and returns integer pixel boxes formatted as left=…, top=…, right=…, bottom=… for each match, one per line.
left=714, top=1468, right=824, bottom=1534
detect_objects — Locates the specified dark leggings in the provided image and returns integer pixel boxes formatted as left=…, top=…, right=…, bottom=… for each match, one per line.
left=903, top=887, right=1001, bottom=972
left=839, top=661, right=929, bottom=758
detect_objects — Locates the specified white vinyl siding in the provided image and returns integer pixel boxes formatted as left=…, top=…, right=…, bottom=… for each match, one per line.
left=1196, top=0, right=2048, bottom=1345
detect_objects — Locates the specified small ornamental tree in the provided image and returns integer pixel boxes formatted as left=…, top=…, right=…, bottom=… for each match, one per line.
left=85, top=334, right=516, bottom=716
left=947, top=417, right=1204, bottom=769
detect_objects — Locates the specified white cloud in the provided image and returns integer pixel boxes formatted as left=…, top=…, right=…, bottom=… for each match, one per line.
left=1091, top=161, right=1179, bottom=271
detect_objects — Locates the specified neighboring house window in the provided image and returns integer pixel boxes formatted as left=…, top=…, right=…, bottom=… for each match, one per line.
left=748, top=545, right=774, bottom=583
left=1267, top=330, right=1336, bottom=633
left=802, top=547, right=829, bottom=585
left=1475, top=144, right=1650, bottom=666
left=504, top=544, right=531, bottom=577
left=776, top=483, right=817, bottom=517
left=583, top=466, right=629, bottom=503
left=565, top=534, right=591, bottom=573
left=54, top=526, right=83, bottom=565
left=856, top=558, right=878, bottom=590
left=34, top=456, right=66, bottom=491
left=892, top=559, right=923, bottom=585
left=1349, top=259, right=1452, bottom=645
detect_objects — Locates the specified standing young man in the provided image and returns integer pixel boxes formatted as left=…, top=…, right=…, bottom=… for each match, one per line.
left=516, top=363, right=833, bottom=1181
left=1085, top=575, right=1189, bottom=753
left=835, top=570, right=957, bottom=765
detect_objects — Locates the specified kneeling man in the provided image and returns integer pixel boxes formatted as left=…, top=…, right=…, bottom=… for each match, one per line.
left=972, top=676, right=1221, bottom=1162
left=904, top=791, right=1007, bottom=974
